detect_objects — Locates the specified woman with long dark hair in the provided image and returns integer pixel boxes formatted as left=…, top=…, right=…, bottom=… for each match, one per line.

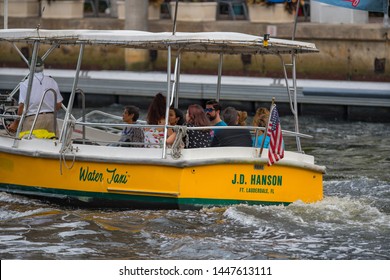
left=167, top=104, right=211, bottom=149
left=144, top=92, right=166, bottom=148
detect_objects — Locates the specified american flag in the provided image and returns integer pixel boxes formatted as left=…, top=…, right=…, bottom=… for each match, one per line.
left=267, top=104, right=284, bottom=166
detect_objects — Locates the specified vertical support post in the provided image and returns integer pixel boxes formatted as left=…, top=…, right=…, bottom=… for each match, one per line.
left=13, top=41, right=39, bottom=147
left=174, top=53, right=181, bottom=109
left=279, top=52, right=302, bottom=153
left=27, top=89, right=57, bottom=139
left=291, top=53, right=301, bottom=152
left=162, top=46, right=172, bottom=159
left=216, top=53, right=223, bottom=102
left=8, top=43, right=59, bottom=100
left=59, top=43, right=85, bottom=143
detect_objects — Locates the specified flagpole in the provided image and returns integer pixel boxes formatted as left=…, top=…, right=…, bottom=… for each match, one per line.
left=259, top=97, right=275, bottom=158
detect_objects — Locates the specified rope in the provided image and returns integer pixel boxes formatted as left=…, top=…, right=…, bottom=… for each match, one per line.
left=171, top=126, right=187, bottom=159
left=59, top=120, right=76, bottom=175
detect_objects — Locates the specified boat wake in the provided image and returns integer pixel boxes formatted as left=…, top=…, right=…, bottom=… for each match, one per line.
left=224, top=190, right=390, bottom=259
left=0, top=174, right=389, bottom=260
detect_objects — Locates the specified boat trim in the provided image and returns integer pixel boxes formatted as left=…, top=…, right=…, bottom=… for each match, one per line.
left=0, top=183, right=293, bottom=209
left=0, top=144, right=326, bottom=173
left=107, top=187, right=180, bottom=197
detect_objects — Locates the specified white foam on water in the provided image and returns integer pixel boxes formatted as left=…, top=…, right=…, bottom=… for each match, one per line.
left=222, top=196, right=390, bottom=259
left=0, top=192, right=44, bottom=206
left=0, top=208, right=54, bottom=221
left=226, top=197, right=390, bottom=232
left=52, top=221, right=90, bottom=229
left=0, top=235, right=24, bottom=242
left=58, top=229, right=98, bottom=238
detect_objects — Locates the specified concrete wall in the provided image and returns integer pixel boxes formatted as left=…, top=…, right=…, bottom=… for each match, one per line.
left=310, top=1, right=369, bottom=24
left=0, top=16, right=389, bottom=81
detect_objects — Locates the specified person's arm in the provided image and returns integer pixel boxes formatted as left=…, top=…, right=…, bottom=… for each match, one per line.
left=55, top=102, right=62, bottom=111
left=7, top=103, right=24, bottom=133
left=166, top=131, right=177, bottom=145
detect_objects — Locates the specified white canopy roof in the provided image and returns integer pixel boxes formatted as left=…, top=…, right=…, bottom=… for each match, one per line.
left=0, top=29, right=318, bottom=55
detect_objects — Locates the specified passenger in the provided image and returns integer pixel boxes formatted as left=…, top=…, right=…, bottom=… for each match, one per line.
left=205, top=99, right=227, bottom=127
left=237, top=110, right=248, bottom=126
left=168, top=107, right=185, bottom=137
left=252, top=107, right=269, bottom=128
left=167, top=104, right=211, bottom=149
left=169, top=107, right=185, bottom=126
left=7, top=56, right=63, bottom=138
left=253, top=110, right=270, bottom=148
left=205, top=99, right=227, bottom=139
left=211, top=107, right=252, bottom=147
left=144, top=92, right=166, bottom=148
left=114, top=105, right=144, bottom=147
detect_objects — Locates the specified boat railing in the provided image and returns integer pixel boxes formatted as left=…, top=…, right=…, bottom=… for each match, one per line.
left=67, top=120, right=312, bottom=149
left=24, top=88, right=58, bottom=139
left=1, top=87, right=60, bottom=140
left=184, top=125, right=312, bottom=138
left=78, top=110, right=122, bottom=123
left=75, top=110, right=147, bottom=136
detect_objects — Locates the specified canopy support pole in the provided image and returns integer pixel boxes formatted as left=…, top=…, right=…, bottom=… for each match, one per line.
left=13, top=40, right=39, bottom=147
left=8, top=43, right=59, bottom=100
left=59, top=43, right=85, bottom=144
left=162, top=46, right=172, bottom=159
left=216, top=53, right=223, bottom=101
left=279, top=53, right=302, bottom=153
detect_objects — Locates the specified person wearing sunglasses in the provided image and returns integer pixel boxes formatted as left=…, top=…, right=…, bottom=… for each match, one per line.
left=204, top=100, right=227, bottom=127
left=204, top=100, right=227, bottom=140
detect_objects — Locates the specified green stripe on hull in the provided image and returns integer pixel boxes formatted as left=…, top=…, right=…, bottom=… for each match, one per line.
left=0, top=183, right=290, bottom=210
left=178, top=198, right=290, bottom=209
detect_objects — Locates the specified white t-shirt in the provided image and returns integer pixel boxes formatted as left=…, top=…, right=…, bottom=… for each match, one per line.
left=19, top=72, right=63, bottom=116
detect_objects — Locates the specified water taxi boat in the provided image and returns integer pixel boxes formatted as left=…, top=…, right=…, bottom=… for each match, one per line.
left=0, top=27, right=325, bottom=209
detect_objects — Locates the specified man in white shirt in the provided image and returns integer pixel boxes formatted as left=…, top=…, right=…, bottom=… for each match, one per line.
left=8, top=56, right=63, bottom=137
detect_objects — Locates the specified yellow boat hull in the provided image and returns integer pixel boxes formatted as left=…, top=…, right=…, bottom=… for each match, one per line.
left=0, top=150, right=323, bottom=209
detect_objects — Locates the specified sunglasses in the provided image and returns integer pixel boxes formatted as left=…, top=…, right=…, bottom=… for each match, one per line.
left=204, top=108, right=215, bottom=113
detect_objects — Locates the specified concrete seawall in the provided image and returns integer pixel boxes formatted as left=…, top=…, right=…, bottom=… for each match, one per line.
left=0, top=17, right=389, bottom=81
left=1, top=68, right=389, bottom=122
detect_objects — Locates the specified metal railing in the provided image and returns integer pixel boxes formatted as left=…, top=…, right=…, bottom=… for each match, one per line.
left=26, top=88, right=58, bottom=139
